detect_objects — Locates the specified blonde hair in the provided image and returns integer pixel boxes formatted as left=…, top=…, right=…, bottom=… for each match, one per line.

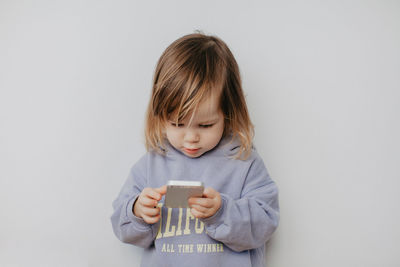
left=145, top=32, right=254, bottom=159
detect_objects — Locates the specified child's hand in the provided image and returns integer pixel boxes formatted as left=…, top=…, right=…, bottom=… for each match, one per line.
left=133, top=185, right=167, bottom=224
left=188, top=187, right=221, bottom=219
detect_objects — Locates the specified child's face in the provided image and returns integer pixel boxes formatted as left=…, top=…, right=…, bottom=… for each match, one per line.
left=165, top=95, right=224, bottom=158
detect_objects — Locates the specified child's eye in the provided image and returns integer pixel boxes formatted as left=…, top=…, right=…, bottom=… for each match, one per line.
left=171, top=122, right=184, bottom=127
left=199, top=124, right=214, bottom=128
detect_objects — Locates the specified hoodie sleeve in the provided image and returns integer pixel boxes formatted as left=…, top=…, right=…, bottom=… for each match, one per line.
left=201, top=153, right=280, bottom=252
left=110, top=154, right=159, bottom=248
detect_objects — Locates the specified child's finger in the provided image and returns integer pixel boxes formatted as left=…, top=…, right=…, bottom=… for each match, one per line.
left=202, top=187, right=218, bottom=198
left=139, top=196, right=158, bottom=207
left=141, top=206, right=160, bottom=217
left=190, top=207, right=205, bottom=219
left=142, top=187, right=162, bottom=201
left=142, top=214, right=161, bottom=224
left=154, top=185, right=167, bottom=195
left=188, top=197, right=213, bottom=208
left=190, top=204, right=208, bottom=214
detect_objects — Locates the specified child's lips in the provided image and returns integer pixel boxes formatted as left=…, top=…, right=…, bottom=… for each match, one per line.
left=184, top=148, right=200, bottom=154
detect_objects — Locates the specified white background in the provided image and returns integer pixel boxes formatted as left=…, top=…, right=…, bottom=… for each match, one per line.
left=1, top=1, right=399, bottom=266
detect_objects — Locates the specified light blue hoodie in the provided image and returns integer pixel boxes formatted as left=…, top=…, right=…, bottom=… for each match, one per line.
left=111, top=135, right=279, bottom=267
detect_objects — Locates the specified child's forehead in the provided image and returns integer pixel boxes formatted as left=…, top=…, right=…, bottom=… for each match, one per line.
left=196, top=95, right=220, bottom=116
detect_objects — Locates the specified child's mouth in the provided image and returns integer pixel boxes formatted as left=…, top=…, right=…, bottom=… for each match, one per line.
left=184, top=148, right=200, bottom=154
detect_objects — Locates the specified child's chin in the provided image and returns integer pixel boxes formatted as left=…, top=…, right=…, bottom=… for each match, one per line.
left=183, top=150, right=204, bottom=158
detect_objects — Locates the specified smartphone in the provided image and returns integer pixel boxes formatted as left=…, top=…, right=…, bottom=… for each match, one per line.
left=164, top=180, right=204, bottom=208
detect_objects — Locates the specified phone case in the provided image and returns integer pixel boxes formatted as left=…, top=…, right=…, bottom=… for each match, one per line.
left=164, top=180, right=204, bottom=208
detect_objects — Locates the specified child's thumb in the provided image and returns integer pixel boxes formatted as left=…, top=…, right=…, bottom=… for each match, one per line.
left=155, top=185, right=167, bottom=195
left=203, top=187, right=217, bottom=198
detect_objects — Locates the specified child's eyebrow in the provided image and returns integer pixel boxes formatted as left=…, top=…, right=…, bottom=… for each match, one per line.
left=198, top=117, right=220, bottom=124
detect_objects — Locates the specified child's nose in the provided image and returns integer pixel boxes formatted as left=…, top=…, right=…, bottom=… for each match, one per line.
left=184, top=129, right=200, bottom=143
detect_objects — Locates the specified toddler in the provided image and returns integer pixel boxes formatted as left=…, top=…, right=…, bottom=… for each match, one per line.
left=111, top=32, right=279, bottom=267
